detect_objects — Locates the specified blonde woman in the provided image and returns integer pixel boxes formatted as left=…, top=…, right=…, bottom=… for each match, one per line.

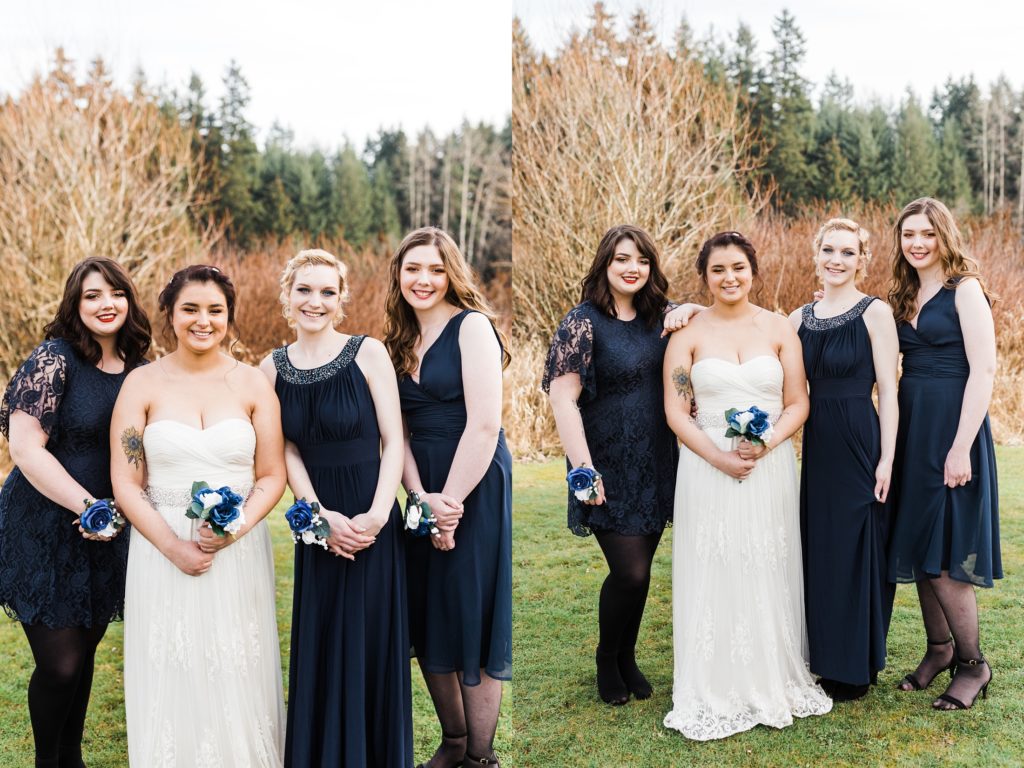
left=384, top=228, right=511, bottom=768
left=259, top=249, right=411, bottom=766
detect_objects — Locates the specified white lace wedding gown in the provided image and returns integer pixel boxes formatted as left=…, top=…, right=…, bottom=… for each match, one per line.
left=124, top=419, right=285, bottom=767
left=664, top=356, right=832, bottom=740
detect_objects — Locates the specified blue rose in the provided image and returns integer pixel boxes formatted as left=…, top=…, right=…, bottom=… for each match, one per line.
left=746, top=407, right=771, bottom=438
left=209, top=502, right=240, bottom=529
left=286, top=499, right=316, bottom=533
left=567, top=467, right=596, bottom=492
left=81, top=499, right=114, bottom=533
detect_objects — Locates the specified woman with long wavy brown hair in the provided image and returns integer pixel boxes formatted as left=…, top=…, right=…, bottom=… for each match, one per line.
left=887, top=197, right=1000, bottom=711
left=0, top=256, right=150, bottom=768
left=384, top=227, right=511, bottom=768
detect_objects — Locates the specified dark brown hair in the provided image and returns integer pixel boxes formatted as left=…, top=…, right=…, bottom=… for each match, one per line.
left=580, top=224, right=669, bottom=328
left=157, top=265, right=240, bottom=350
left=43, top=257, right=151, bottom=369
left=888, top=197, right=995, bottom=324
left=384, top=227, right=510, bottom=378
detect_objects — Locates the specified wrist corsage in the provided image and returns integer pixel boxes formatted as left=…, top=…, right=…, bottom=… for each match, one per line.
left=285, top=498, right=331, bottom=549
left=186, top=481, right=245, bottom=536
left=80, top=498, right=126, bottom=537
left=567, top=465, right=602, bottom=502
left=405, top=491, right=439, bottom=537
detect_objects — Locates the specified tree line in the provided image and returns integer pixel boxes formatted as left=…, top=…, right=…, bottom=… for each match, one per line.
left=529, top=4, right=1024, bottom=220
left=159, top=62, right=511, bottom=271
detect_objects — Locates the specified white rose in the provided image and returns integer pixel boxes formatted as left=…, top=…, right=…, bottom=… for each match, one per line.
left=301, top=530, right=317, bottom=544
left=222, top=508, right=245, bottom=535
left=201, top=491, right=223, bottom=511
left=574, top=488, right=592, bottom=502
left=734, top=412, right=754, bottom=431
left=97, top=522, right=117, bottom=538
left=406, top=507, right=422, bottom=528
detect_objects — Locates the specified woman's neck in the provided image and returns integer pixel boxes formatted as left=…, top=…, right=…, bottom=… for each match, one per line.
left=165, top=346, right=227, bottom=374
left=915, top=263, right=945, bottom=291
left=820, top=280, right=863, bottom=305
left=611, top=295, right=636, bottom=320
left=709, top=297, right=754, bottom=320
left=293, top=326, right=345, bottom=356
left=93, top=334, right=123, bottom=371
left=414, top=301, right=459, bottom=332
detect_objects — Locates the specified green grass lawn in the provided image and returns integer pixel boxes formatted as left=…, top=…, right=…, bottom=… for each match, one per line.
left=0, top=500, right=511, bottom=766
left=511, top=448, right=1024, bottom=768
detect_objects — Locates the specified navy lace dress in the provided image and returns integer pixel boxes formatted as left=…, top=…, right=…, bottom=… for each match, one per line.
left=398, top=310, right=513, bottom=686
left=0, top=338, right=132, bottom=628
left=889, top=285, right=1001, bottom=587
left=798, top=297, right=895, bottom=686
left=273, top=336, right=412, bottom=767
left=541, top=301, right=677, bottom=536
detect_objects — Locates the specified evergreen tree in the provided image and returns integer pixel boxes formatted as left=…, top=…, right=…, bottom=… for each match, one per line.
left=938, top=117, right=973, bottom=210
left=332, top=145, right=373, bottom=246
left=892, top=92, right=941, bottom=203
left=216, top=61, right=261, bottom=245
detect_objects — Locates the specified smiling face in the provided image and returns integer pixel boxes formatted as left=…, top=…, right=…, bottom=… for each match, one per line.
left=900, top=213, right=941, bottom=274
left=171, top=281, right=229, bottom=353
left=704, top=245, right=753, bottom=304
left=816, top=229, right=863, bottom=287
left=78, top=270, right=129, bottom=340
left=400, top=244, right=450, bottom=311
left=605, top=237, right=650, bottom=301
left=288, top=264, right=343, bottom=332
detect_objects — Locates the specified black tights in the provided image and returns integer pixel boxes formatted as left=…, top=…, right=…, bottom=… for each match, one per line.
left=593, top=529, right=662, bottom=699
left=21, top=623, right=108, bottom=768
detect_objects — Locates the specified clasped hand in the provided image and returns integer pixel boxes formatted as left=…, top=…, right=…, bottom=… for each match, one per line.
left=717, top=448, right=756, bottom=480
left=423, top=492, right=463, bottom=551
left=320, top=508, right=377, bottom=560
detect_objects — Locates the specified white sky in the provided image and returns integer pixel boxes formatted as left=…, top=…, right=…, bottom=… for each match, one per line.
left=514, top=0, right=1024, bottom=106
left=1, top=0, right=512, bottom=151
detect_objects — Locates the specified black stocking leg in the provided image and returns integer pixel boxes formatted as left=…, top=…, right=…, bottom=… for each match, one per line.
left=20, top=625, right=92, bottom=767
left=460, top=671, right=502, bottom=765
left=417, top=670, right=467, bottom=768
left=594, top=530, right=660, bottom=701
left=897, top=579, right=955, bottom=691
left=929, top=574, right=992, bottom=710
left=58, top=624, right=107, bottom=768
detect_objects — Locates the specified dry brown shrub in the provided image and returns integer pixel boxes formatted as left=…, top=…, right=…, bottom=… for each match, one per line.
left=0, top=51, right=212, bottom=381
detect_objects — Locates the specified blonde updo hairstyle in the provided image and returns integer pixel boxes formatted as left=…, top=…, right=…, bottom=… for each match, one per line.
left=812, top=218, right=872, bottom=282
left=279, top=249, right=350, bottom=327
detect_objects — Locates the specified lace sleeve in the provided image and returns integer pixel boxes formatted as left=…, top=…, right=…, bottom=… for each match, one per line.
left=0, top=340, right=69, bottom=439
left=541, top=306, right=596, bottom=400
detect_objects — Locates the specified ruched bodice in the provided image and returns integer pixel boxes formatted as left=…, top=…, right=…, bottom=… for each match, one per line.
left=144, top=418, right=256, bottom=490
left=692, top=355, right=783, bottom=448
left=898, top=288, right=969, bottom=378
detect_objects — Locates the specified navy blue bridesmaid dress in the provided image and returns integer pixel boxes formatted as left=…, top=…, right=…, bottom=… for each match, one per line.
left=798, top=297, right=895, bottom=689
left=398, top=310, right=513, bottom=685
left=889, top=285, right=1001, bottom=587
left=273, top=335, right=412, bottom=767
left=0, top=338, right=132, bottom=628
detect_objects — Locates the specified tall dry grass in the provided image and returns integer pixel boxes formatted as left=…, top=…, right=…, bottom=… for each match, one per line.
left=510, top=205, right=1024, bottom=455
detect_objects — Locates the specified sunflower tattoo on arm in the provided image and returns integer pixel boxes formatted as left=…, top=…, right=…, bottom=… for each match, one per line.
left=121, top=426, right=145, bottom=469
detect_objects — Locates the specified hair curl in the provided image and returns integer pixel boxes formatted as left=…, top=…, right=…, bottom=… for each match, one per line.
left=384, top=227, right=510, bottom=379
left=888, top=198, right=996, bottom=324
left=279, top=249, right=350, bottom=327
left=43, top=256, right=151, bottom=369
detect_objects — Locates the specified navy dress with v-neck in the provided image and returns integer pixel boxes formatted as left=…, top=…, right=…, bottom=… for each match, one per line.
left=889, top=284, right=1001, bottom=587
left=398, top=309, right=512, bottom=685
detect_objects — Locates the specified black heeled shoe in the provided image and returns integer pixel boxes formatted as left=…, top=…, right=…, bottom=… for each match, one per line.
left=465, top=753, right=500, bottom=766
left=416, top=731, right=467, bottom=768
left=934, top=656, right=992, bottom=710
left=595, top=647, right=629, bottom=705
left=897, top=635, right=956, bottom=691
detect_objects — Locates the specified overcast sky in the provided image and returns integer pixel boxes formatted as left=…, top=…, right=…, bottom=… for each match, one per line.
left=515, top=0, right=1023, bottom=106
left=1, top=0, right=512, bottom=151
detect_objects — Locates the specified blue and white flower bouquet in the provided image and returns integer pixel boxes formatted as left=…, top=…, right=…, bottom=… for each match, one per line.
left=567, top=466, right=602, bottom=502
left=405, top=491, right=439, bottom=537
left=724, top=405, right=774, bottom=448
left=186, top=481, right=245, bottom=537
left=285, top=497, right=330, bottom=549
left=80, top=498, right=126, bottom=538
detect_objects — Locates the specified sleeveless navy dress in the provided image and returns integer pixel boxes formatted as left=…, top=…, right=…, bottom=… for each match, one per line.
left=398, top=310, right=513, bottom=685
left=0, top=338, right=132, bottom=627
left=541, top=301, right=677, bottom=536
left=798, top=297, right=895, bottom=687
left=273, top=335, right=412, bottom=767
left=889, top=285, right=1001, bottom=587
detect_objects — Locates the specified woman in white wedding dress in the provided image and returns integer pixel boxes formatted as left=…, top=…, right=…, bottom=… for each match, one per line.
left=662, top=232, right=832, bottom=741
left=111, top=266, right=287, bottom=766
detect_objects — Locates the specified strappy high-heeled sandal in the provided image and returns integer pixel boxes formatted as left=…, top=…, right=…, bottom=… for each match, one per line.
left=416, top=731, right=467, bottom=768
left=934, top=656, right=992, bottom=710
left=464, top=752, right=500, bottom=766
left=897, top=635, right=956, bottom=691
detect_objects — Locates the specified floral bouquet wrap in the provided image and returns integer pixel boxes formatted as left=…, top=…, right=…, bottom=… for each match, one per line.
left=185, top=481, right=246, bottom=537
left=285, top=498, right=331, bottom=549
left=80, top=498, right=127, bottom=538
left=405, top=491, right=439, bottom=537
left=724, top=405, right=774, bottom=448
left=567, top=466, right=602, bottom=502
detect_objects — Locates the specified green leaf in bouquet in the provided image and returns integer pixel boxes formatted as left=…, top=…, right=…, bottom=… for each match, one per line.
left=190, top=480, right=209, bottom=495
left=313, top=518, right=331, bottom=539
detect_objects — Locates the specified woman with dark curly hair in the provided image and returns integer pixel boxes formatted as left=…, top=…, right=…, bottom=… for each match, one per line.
left=0, top=256, right=150, bottom=768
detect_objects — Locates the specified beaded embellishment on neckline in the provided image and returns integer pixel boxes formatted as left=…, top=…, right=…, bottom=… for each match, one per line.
left=272, top=336, right=363, bottom=384
left=801, top=296, right=874, bottom=331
